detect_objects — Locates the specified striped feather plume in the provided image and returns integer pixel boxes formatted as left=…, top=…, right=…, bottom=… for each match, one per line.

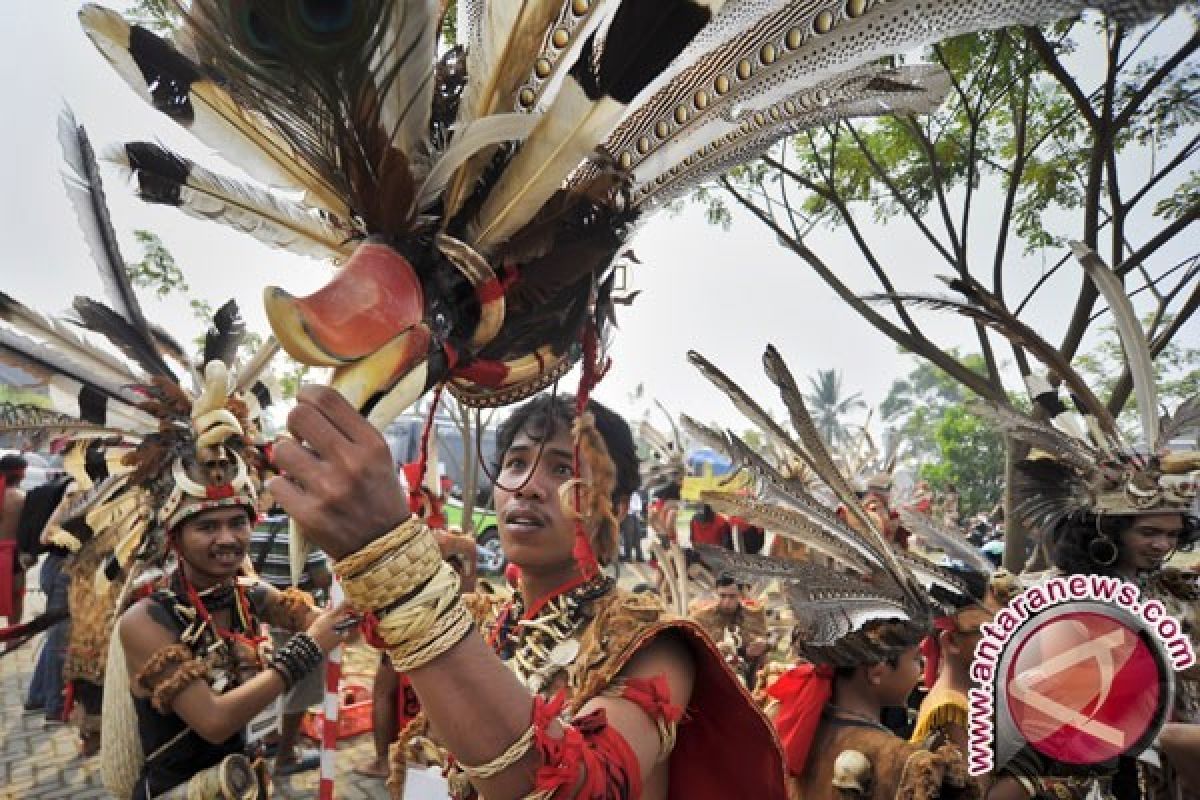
left=0, top=403, right=132, bottom=441
left=687, top=343, right=945, bottom=659
left=77, top=0, right=1188, bottom=440
left=701, top=490, right=878, bottom=574
left=106, top=142, right=358, bottom=260
left=638, top=401, right=686, bottom=491
left=897, top=508, right=995, bottom=577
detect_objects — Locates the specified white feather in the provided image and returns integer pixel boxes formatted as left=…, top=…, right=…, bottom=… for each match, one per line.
left=1071, top=241, right=1159, bottom=447
left=104, top=145, right=355, bottom=262
left=418, top=113, right=543, bottom=211
left=472, top=79, right=624, bottom=250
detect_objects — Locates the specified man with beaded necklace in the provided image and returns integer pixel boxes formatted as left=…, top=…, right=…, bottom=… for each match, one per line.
left=114, top=363, right=354, bottom=799
left=271, top=386, right=786, bottom=800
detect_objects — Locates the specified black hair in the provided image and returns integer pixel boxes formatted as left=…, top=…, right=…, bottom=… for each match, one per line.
left=0, top=454, right=29, bottom=476
left=1050, top=511, right=1200, bottom=576
left=655, top=482, right=682, bottom=502
left=494, top=392, right=640, bottom=504
left=715, top=573, right=737, bottom=589
left=696, top=503, right=715, bottom=523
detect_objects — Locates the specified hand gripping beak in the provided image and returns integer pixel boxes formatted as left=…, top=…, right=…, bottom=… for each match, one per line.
left=264, top=239, right=425, bottom=367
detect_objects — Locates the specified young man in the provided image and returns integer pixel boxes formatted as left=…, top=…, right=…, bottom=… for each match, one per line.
left=271, top=387, right=786, bottom=800
left=768, top=630, right=966, bottom=800
left=690, top=574, right=769, bottom=687
left=112, top=362, right=354, bottom=799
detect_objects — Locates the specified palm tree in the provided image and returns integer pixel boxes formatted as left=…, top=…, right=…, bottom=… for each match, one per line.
left=805, top=369, right=866, bottom=447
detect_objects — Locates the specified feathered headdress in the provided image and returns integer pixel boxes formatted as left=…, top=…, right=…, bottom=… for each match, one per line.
left=0, top=110, right=280, bottom=583
left=75, top=0, right=1180, bottom=429
left=638, top=401, right=686, bottom=492
left=686, top=345, right=975, bottom=667
left=871, top=243, right=1199, bottom=534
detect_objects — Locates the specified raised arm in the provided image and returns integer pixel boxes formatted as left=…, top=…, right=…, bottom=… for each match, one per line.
left=119, top=599, right=350, bottom=744
left=269, top=386, right=695, bottom=798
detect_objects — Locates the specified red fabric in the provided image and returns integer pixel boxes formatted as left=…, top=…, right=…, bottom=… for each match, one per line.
left=689, top=514, right=731, bottom=547
left=396, top=674, right=421, bottom=729
left=205, top=483, right=235, bottom=500
left=477, top=277, right=506, bottom=304
left=530, top=693, right=642, bottom=800
left=921, top=617, right=957, bottom=689
left=361, top=613, right=387, bottom=649
left=767, top=663, right=835, bottom=776
left=452, top=358, right=509, bottom=387
left=619, top=675, right=683, bottom=725
left=504, top=563, right=521, bottom=589
left=0, top=540, right=14, bottom=618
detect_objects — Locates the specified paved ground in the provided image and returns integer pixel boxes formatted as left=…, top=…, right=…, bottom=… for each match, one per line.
left=1, top=573, right=391, bottom=800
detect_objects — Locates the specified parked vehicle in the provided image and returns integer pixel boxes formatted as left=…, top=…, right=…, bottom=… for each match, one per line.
left=383, top=414, right=499, bottom=506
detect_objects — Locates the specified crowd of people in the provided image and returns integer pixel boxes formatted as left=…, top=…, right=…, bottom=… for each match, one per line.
left=2, top=2, right=1198, bottom=799
left=5, top=375, right=1196, bottom=800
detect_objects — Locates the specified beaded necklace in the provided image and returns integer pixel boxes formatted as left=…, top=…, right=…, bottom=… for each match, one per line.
left=489, top=574, right=615, bottom=694
left=172, top=570, right=267, bottom=692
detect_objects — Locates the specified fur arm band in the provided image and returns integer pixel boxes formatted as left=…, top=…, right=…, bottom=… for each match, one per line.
left=134, top=643, right=210, bottom=714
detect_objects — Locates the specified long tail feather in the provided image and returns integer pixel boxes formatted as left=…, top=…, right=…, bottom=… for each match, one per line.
left=0, top=293, right=140, bottom=387
left=0, top=325, right=143, bottom=418
left=71, top=298, right=175, bottom=380
left=865, top=286, right=1117, bottom=436
left=0, top=403, right=133, bottom=439
left=471, top=0, right=725, bottom=249
left=203, top=300, right=246, bottom=369
left=701, top=490, right=877, bottom=574
left=57, top=107, right=156, bottom=340
left=443, top=0, right=577, bottom=216
left=79, top=4, right=349, bottom=218
left=107, top=142, right=357, bottom=260
left=897, top=508, right=994, bottom=576
left=1071, top=242, right=1159, bottom=447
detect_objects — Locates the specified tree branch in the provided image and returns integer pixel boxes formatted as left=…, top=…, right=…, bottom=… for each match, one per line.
left=720, top=176, right=1003, bottom=402
left=906, top=115, right=966, bottom=268
left=1022, top=27, right=1099, bottom=127
left=1117, top=209, right=1200, bottom=279
left=1121, top=132, right=1200, bottom=214
left=840, top=124, right=958, bottom=266
left=1114, top=30, right=1200, bottom=130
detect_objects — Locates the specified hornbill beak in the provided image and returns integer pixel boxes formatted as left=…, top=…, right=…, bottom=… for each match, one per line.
left=264, top=235, right=507, bottom=428
left=265, top=238, right=438, bottom=425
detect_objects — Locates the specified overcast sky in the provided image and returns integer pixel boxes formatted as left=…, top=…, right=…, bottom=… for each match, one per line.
left=1, top=2, right=1195, bottom=437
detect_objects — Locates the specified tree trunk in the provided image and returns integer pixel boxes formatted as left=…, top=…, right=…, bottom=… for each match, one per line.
left=1001, top=435, right=1042, bottom=573
left=1002, top=436, right=1024, bottom=572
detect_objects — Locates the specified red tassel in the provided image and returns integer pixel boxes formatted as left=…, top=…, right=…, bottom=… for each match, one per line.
left=530, top=692, right=642, bottom=799
left=921, top=616, right=956, bottom=689
left=62, top=681, right=75, bottom=723
left=620, top=674, right=683, bottom=725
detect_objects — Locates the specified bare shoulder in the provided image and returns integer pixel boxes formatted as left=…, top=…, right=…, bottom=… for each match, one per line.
left=119, top=597, right=178, bottom=661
